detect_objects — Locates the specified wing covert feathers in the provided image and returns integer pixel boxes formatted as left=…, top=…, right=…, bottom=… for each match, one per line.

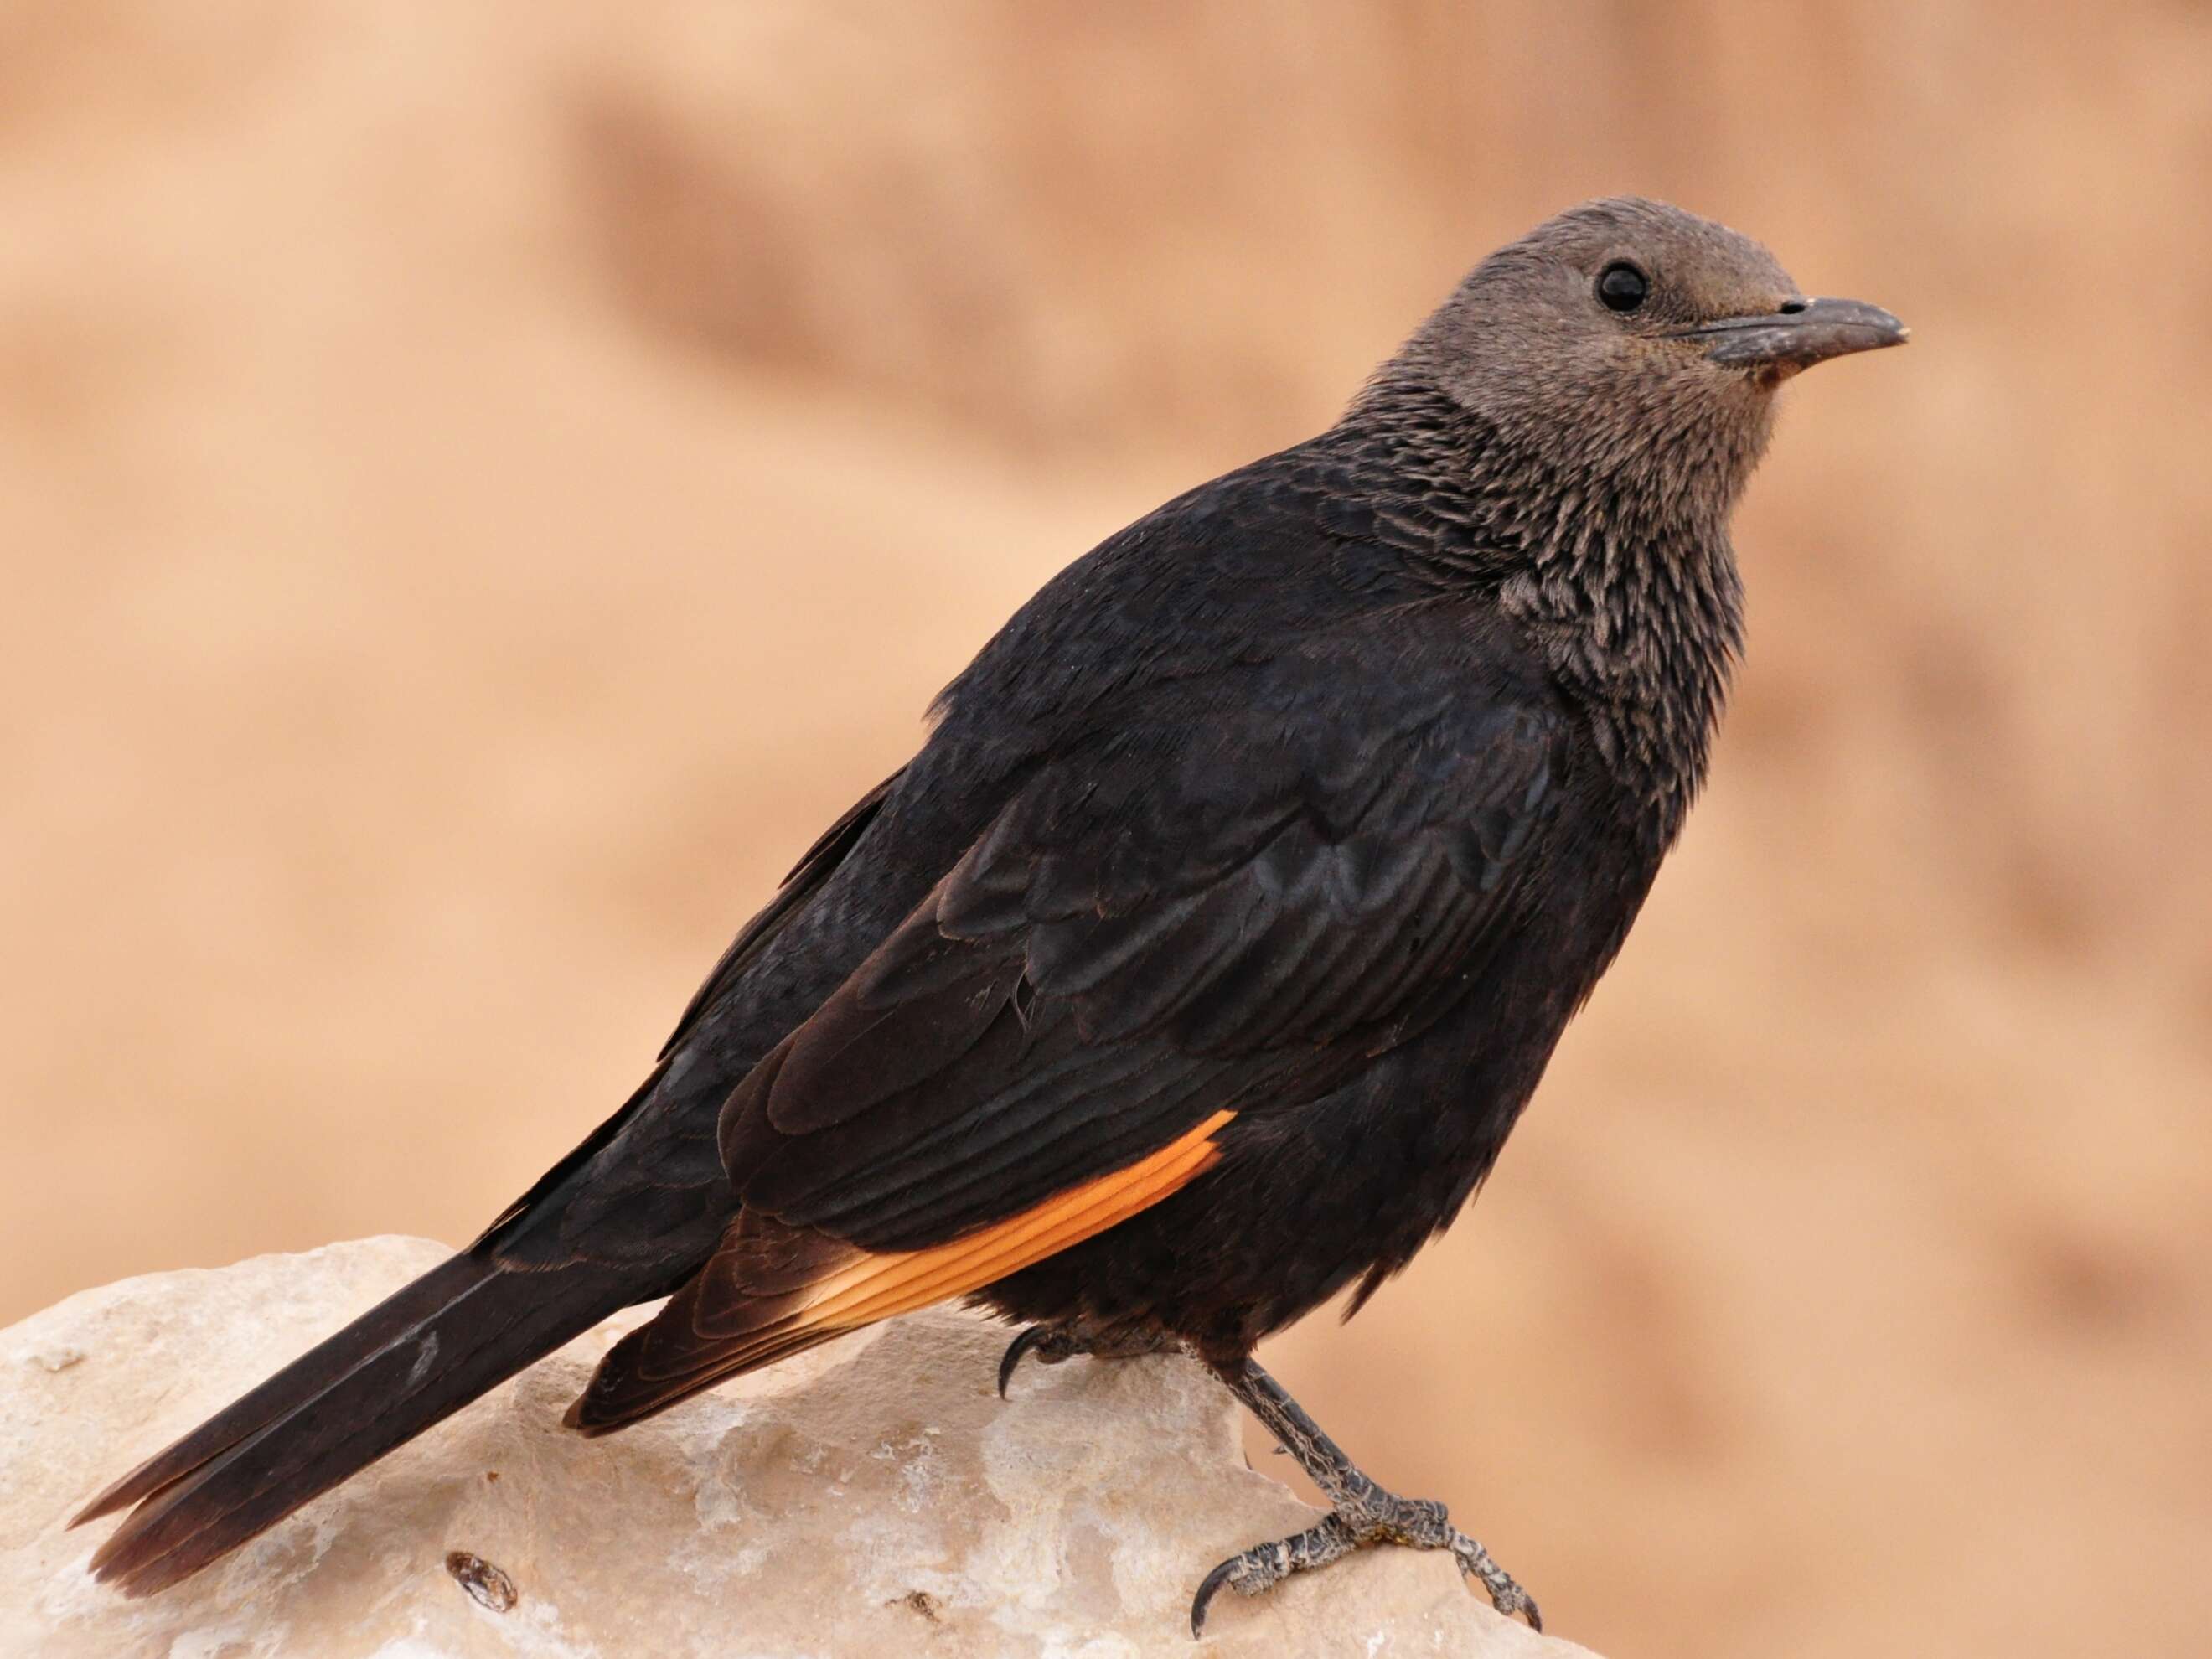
left=566, top=1109, right=1233, bottom=1433
left=797, top=1106, right=1233, bottom=1326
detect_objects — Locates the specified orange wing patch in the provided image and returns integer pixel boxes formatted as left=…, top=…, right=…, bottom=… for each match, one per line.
left=568, top=1109, right=1236, bottom=1434
left=796, top=1109, right=1235, bottom=1330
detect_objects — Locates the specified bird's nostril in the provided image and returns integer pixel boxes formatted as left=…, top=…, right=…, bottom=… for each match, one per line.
left=1778, top=297, right=1810, bottom=315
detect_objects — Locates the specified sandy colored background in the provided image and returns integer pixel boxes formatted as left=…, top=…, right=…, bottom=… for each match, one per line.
left=3, top=5, right=2207, bottom=1656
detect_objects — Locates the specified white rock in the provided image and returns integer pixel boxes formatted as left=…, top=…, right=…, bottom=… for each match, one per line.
left=0, top=1238, right=1600, bottom=1658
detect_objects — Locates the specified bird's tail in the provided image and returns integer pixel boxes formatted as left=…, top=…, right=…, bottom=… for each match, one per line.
left=70, top=1247, right=640, bottom=1597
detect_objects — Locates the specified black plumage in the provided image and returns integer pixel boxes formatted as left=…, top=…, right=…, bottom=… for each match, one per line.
left=72, top=197, right=1904, bottom=1628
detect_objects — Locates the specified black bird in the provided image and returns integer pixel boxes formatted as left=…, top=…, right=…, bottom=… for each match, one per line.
left=72, top=198, right=1904, bottom=1634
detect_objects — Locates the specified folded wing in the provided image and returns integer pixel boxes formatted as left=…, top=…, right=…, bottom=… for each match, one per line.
left=570, top=675, right=1563, bottom=1431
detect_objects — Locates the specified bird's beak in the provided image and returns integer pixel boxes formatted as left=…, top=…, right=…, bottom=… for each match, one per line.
left=1672, top=297, right=1910, bottom=375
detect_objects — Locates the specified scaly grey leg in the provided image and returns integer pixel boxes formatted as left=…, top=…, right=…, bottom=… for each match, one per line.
left=1191, top=1357, right=1539, bottom=1638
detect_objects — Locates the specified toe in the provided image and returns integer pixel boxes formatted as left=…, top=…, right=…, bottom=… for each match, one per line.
left=1450, top=1531, right=1542, bottom=1629
left=995, top=1326, right=1052, bottom=1398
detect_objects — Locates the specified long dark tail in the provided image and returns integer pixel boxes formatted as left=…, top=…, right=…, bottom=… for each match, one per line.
left=70, top=1248, right=641, bottom=1597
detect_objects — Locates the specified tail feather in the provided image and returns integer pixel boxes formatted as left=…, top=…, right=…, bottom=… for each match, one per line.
left=70, top=1251, right=493, bottom=1528
left=76, top=1250, right=636, bottom=1598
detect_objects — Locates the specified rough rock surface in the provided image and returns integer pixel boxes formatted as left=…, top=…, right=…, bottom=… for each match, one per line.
left=1, top=1238, right=1598, bottom=1657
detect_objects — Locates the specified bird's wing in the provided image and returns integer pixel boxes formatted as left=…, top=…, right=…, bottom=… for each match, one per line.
left=660, top=765, right=907, bottom=1060
left=471, top=767, right=903, bottom=1261
left=569, top=663, right=1564, bottom=1430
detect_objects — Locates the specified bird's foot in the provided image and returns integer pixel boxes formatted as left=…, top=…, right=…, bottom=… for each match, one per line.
left=1190, top=1487, right=1538, bottom=1637
left=1190, top=1354, right=1539, bottom=1639
left=995, top=1321, right=1183, bottom=1398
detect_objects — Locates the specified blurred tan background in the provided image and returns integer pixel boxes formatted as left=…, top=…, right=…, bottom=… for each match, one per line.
left=3, top=4, right=2208, bottom=1656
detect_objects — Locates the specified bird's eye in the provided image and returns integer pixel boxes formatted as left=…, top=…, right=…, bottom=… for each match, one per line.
left=1597, top=262, right=1649, bottom=313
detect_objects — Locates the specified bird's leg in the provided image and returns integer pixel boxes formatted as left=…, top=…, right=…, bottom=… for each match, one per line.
left=995, top=1321, right=1185, bottom=1398
left=1190, top=1357, right=1539, bottom=1638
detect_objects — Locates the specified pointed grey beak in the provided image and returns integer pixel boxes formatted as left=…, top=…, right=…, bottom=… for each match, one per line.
left=1673, top=297, right=1910, bottom=374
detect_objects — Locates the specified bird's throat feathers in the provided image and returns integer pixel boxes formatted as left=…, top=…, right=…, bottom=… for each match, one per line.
left=1346, top=375, right=1748, bottom=840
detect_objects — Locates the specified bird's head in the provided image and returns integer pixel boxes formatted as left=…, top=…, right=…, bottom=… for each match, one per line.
left=1387, top=196, right=1907, bottom=527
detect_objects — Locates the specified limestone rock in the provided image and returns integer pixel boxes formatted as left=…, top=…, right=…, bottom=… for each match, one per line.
left=1, top=1238, right=1599, bottom=1657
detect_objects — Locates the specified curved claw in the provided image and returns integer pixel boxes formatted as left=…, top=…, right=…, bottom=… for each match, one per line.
left=1187, top=1517, right=1353, bottom=1640
left=995, top=1325, right=1053, bottom=1399
left=1189, top=1556, right=1240, bottom=1638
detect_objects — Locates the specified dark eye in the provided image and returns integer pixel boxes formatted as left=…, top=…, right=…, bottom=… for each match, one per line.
left=1597, top=261, right=1649, bottom=313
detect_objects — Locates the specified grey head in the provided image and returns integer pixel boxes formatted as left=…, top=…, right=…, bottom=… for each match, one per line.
left=1378, top=196, right=1907, bottom=531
